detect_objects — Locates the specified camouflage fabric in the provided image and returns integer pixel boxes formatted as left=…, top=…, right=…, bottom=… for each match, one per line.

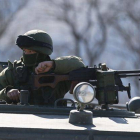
left=0, top=56, right=85, bottom=105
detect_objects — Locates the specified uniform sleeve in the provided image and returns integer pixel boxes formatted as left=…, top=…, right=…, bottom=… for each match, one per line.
left=0, top=67, right=14, bottom=102
left=54, top=56, right=85, bottom=74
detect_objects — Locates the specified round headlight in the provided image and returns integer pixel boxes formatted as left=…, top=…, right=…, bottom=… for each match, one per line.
left=73, top=82, right=96, bottom=104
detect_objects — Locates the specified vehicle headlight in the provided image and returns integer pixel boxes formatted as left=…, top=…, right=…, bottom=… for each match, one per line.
left=73, top=82, right=96, bottom=104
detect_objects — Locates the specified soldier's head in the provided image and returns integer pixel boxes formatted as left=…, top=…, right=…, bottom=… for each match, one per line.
left=15, top=30, right=53, bottom=66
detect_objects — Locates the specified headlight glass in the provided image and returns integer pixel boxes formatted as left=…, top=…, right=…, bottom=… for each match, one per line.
left=73, top=82, right=96, bottom=104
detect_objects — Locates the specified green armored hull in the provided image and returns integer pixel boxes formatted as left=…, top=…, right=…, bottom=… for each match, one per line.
left=0, top=105, right=139, bottom=140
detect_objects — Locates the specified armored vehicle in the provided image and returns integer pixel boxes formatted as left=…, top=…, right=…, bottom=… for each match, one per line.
left=0, top=62, right=140, bottom=140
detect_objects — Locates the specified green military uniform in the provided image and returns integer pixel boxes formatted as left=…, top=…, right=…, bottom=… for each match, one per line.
left=0, top=56, right=85, bottom=105
left=0, top=29, right=85, bottom=105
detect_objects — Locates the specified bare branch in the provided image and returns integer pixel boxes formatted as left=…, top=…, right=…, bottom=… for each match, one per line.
left=0, top=0, right=28, bottom=37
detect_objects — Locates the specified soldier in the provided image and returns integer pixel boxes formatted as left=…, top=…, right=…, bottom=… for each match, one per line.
left=0, top=30, right=85, bottom=105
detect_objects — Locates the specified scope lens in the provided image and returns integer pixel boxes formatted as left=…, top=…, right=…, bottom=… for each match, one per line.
left=73, top=82, right=96, bottom=104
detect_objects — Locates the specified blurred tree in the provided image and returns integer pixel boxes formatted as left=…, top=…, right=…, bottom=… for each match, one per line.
left=44, top=0, right=108, bottom=66
left=0, top=0, right=28, bottom=38
left=106, top=0, right=140, bottom=95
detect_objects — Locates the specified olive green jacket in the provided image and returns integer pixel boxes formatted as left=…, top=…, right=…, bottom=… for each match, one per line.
left=0, top=56, right=85, bottom=105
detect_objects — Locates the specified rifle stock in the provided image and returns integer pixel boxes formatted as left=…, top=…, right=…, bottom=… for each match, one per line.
left=33, top=67, right=97, bottom=89
left=34, top=74, right=69, bottom=89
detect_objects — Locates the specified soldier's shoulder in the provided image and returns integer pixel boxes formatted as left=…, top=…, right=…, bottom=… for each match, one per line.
left=13, top=59, right=23, bottom=66
left=0, top=59, right=22, bottom=74
left=7, top=60, right=22, bottom=70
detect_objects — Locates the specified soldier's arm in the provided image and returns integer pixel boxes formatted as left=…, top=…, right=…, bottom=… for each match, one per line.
left=51, top=56, right=85, bottom=97
left=54, top=56, right=85, bottom=74
left=0, top=67, right=14, bottom=102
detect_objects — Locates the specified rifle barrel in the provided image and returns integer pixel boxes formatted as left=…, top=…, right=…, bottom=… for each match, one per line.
left=116, top=70, right=140, bottom=74
left=119, top=74, right=140, bottom=78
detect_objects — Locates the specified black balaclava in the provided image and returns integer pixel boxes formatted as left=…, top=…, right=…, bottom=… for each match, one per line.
left=22, top=52, right=51, bottom=67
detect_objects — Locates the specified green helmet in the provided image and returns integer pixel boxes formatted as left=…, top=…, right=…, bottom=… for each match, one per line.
left=16, top=30, right=53, bottom=55
left=126, top=97, right=140, bottom=113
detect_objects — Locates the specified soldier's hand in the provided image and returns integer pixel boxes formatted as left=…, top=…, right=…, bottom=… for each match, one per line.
left=35, top=61, right=54, bottom=74
left=7, top=89, right=20, bottom=101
